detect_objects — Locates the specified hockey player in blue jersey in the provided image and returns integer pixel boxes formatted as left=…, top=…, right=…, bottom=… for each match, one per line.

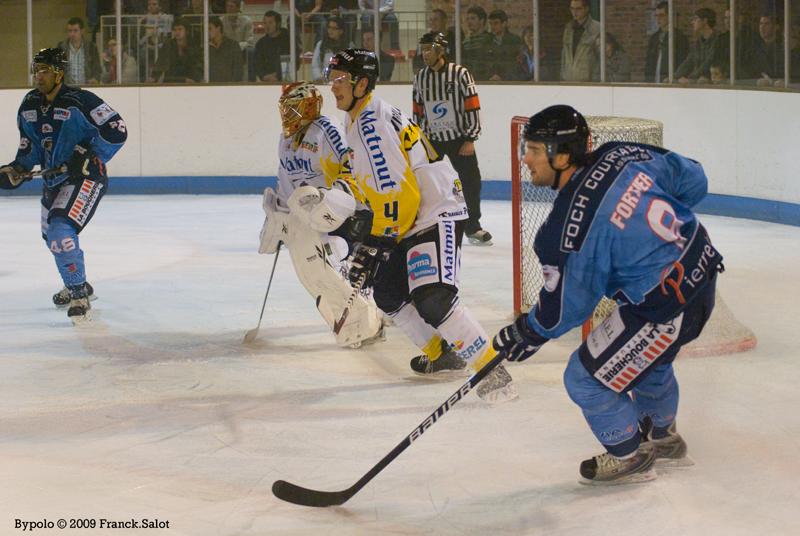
left=0, top=48, right=127, bottom=323
left=493, top=105, right=722, bottom=485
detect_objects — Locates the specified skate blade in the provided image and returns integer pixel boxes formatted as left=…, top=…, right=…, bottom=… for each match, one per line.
left=56, top=294, right=97, bottom=310
left=70, top=312, right=93, bottom=326
left=476, top=383, right=519, bottom=404
left=410, top=369, right=468, bottom=381
left=579, top=467, right=657, bottom=486
left=655, top=456, right=694, bottom=468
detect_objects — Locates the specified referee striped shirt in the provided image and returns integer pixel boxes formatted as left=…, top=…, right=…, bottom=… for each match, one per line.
left=412, top=62, right=482, bottom=142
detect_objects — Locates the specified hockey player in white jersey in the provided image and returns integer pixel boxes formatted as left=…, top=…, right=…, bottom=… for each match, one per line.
left=493, top=105, right=722, bottom=484
left=258, top=82, right=383, bottom=348
left=287, top=49, right=516, bottom=403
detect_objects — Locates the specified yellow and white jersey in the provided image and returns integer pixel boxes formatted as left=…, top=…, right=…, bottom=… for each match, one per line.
left=276, top=115, right=351, bottom=211
left=343, top=94, right=467, bottom=240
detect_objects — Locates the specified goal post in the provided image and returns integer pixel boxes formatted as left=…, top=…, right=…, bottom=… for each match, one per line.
left=510, top=115, right=756, bottom=357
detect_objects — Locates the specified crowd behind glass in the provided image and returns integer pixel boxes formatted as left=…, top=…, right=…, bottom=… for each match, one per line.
left=8, top=0, right=800, bottom=89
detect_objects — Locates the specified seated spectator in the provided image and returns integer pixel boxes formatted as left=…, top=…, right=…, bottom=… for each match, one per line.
left=57, top=17, right=102, bottom=85
left=101, top=38, right=139, bottom=84
left=150, top=18, right=202, bottom=83
left=516, top=25, right=536, bottom=81
left=462, top=5, right=494, bottom=80
left=138, top=0, right=174, bottom=80
left=413, top=8, right=455, bottom=73
left=675, top=8, right=719, bottom=85
left=605, top=33, right=631, bottom=82
left=294, top=0, right=324, bottom=44
left=209, top=15, right=243, bottom=82
left=645, top=1, right=689, bottom=83
left=361, top=28, right=394, bottom=81
left=486, top=9, right=523, bottom=81
left=560, top=0, right=600, bottom=82
left=222, top=0, right=254, bottom=51
left=708, top=61, right=728, bottom=85
left=745, top=14, right=785, bottom=87
left=325, top=1, right=358, bottom=44
left=358, top=0, right=399, bottom=50
left=311, top=16, right=353, bottom=82
left=254, top=10, right=299, bottom=82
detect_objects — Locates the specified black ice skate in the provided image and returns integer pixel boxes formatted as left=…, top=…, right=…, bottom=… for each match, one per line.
left=579, top=448, right=656, bottom=486
left=476, top=363, right=518, bottom=404
left=409, top=344, right=467, bottom=378
left=640, top=420, right=693, bottom=467
left=466, top=229, right=493, bottom=246
left=53, top=282, right=95, bottom=309
left=66, top=283, right=92, bottom=325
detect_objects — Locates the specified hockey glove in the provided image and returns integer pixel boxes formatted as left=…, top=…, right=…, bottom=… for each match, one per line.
left=67, top=143, right=94, bottom=178
left=493, top=313, right=548, bottom=362
left=348, top=242, right=391, bottom=290
left=0, top=163, right=25, bottom=189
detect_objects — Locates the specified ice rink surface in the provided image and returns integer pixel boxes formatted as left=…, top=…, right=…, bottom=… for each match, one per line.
left=1, top=196, right=799, bottom=536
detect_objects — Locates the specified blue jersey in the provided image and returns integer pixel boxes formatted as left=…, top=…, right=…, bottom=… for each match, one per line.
left=13, top=84, right=127, bottom=188
left=527, top=141, right=721, bottom=341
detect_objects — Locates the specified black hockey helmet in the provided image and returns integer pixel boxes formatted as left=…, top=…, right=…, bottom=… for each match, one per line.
left=325, top=48, right=380, bottom=93
left=524, top=105, right=590, bottom=165
left=31, top=47, right=68, bottom=74
left=419, top=31, right=448, bottom=50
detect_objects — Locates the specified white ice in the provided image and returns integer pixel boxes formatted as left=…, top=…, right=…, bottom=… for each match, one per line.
left=1, top=197, right=799, bottom=536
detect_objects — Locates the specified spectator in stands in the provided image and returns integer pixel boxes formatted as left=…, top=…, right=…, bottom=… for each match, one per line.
left=209, top=15, right=243, bottom=82
left=150, top=17, right=202, bottom=83
left=325, top=1, right=358, bottom=44
left=462, top=6, right=494, bottom=81
left=101, top=38, right=139, bottom=84
left=295, top=0, right=324, bottom=44
left=361, top=28, right=394, bottom=81
left=714, top=7, right=758, bottom=81
left=605, top=33, right=631, bottom=82
left=58, top=17, right=102, bottom=85
left=486, top=9, right=523, bottom=81
left=644, top=1, right=689, bottom=83
left=746, top=14, right=785, bottom=87
left=413, top=9, right=455, bottom=73
left=708, top=60, right=728, bottom=85
left=560, top=0, right=600, bottom=82
left=311, top=16, right=353, bottom=82
left=222, top=0, right=254, bottom=51
left=516, top=25, right=536, bottom=81
left=358, top=0, right=399, bottom=50
left=675, top=8, right=719, bottom=85
left=254, top=10, right=298, bottom=82
left=138, top=0, right=174, bottom=81
left=124, top=0, right=147, bottom=13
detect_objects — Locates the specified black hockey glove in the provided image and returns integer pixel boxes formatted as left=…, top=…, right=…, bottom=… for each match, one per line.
left=67, top=143, right=94, bottom=178
left=348, top=241, right=391, bottom=290
left=0, top=163, right=26, bottom=189
left=338, top=209, right=374, bottom=243
left=493, top=313, right=548, bottom=362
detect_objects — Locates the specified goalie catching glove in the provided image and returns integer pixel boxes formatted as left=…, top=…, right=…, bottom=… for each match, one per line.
left=492, top=313, right=548, bottom=362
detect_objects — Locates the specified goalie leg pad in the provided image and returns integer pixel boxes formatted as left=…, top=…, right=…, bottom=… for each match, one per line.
left=259, top=210, right=289, bottom=254
left=331, top=295, right=384, bottom=347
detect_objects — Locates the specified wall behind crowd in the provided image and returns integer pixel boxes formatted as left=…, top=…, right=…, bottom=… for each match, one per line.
left=1, top=83, right=798, bottom=216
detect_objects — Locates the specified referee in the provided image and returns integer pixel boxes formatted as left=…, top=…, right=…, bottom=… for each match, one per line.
left=412, top=32, right=492, bottom=246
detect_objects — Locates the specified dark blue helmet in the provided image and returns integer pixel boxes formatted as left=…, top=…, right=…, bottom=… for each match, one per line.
left=325, top=48, right=379, bottom=93
left=31, top=48, right=68, bottom=73
left=524, top=105, right=590, bottom=164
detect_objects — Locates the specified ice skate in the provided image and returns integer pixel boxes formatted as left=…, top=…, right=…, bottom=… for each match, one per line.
left=475, top=364, right=518, bottom=404
left=53, top=282, right=95, bottom=309
left=410, top=345, right=467, bottom=379
left=640, top=421, right=693, bottom=467
left=466, top=229, right=493, bottom=246
left=66, top=284, right=92, bottom=325
left=579, top=448, right=656, bottom=486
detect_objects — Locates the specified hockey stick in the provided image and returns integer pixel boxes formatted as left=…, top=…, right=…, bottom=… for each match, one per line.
left=22, top=164, right=67, bottom=182
left=243, top=242, right=282, bottom=344
left=332, top=271, right=367, bottom=335
left=271, top=351, right=506, bottom=507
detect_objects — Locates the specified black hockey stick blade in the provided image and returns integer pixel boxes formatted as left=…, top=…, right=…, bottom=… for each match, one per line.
left=271, top=352, right=506, bottom=507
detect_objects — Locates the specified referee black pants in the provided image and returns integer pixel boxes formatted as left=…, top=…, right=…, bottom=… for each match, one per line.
left=431, top=138, right=483, bottom=234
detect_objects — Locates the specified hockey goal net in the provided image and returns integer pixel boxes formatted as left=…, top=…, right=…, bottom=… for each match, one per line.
left=510, top=115, right=756, bottom=357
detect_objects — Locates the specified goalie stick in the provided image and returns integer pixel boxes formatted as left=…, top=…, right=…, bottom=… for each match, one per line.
left=271, top=351, right=506, bottom=507
left=331, top=271, right=367, bottom=335
left=243, top=242, right=282, bottom=344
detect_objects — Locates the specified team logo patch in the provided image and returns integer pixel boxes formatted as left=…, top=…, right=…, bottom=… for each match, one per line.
left=41, top=123, right=53, bottom=133
left=593, top=314, right=683, bottom=393
left=89, top=103, right=116, bottom=125
left=22, top=110, right=37, bottom=122
left=432, top=101, right=449, bottom=120
left=408, top=250, right=437, bottom=280
left=52, top=185, right=75, bottom=210
left=542, top=265, right=561, bottom=292
left=18, top=137, right=30, bottom=151
left=53, top=108, right=71, bottom=121
left=68, top=180, right=104, bottom=226
left=452, top=336, right=488, bottom=360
